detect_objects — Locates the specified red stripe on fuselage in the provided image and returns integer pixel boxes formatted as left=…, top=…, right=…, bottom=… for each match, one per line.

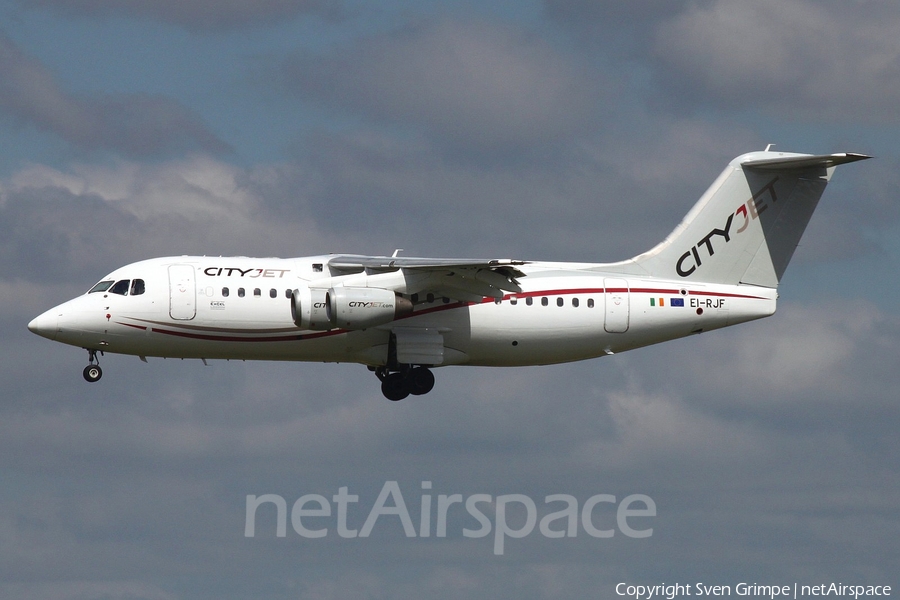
left=119, top=321, right=344, bottom=343
left=114, top=286, right=768, bottom=343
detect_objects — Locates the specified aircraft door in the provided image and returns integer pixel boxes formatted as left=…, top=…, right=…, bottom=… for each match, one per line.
left=168, top=264, right=197, bottom=320
left=603, top=278, right=630, bottom=333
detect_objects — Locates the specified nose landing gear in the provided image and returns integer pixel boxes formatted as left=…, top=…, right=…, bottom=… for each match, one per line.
left=373, top=365, right=435, bottom=401
left=83, top=349, right=103, bottom=382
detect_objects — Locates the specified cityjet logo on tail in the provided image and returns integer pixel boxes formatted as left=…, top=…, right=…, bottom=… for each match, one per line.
left=676, top=178, right=778, bottom=277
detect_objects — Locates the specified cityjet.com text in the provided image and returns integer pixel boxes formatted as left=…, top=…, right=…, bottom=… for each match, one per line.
left=244, top=481, right=656, bottom=555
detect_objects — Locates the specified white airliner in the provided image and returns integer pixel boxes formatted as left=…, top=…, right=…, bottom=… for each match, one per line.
left=28, top=150, right=868, bottom=400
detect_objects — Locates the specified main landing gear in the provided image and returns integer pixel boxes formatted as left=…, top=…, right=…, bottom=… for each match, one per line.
left=373, top=366, right=435, bottom=401
left=83, top=349, right=103, bottom=382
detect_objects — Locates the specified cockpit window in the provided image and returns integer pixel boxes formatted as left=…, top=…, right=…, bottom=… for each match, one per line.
left=109, top=280, right=130, bottom=295
left=130, top=279, right=145, bottom=296
left=89, top=280, right=115, bottom=294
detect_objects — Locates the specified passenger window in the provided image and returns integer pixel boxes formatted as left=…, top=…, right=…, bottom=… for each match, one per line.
left=222, top=287, right=230, bottom=297
left=510, top=297, right=518, bottom=305
left=109, top=280, right=130, bottom=295
left=270, top=289, right=277, bottom=298
left=254, top=288, right=261, bottom=297
left=89, top=280, right=115, bottom=294
left=557, top=297, right=563, bottom=307
left=130, top=279, right=145, bottom=296
left=526, top=297, right=533, bottom=306
left=285, top=289, right=292, bottom=298
left=587, top=298, right=594, bottom=308
left=541, top=297, right=548, bottom=306
left=238, top=288, right=245, bottom=298
left=572, top=298, right=579, bottom=307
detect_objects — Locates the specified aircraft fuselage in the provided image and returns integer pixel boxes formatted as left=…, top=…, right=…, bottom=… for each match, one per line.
left=31, top=255, right=776, bottom=368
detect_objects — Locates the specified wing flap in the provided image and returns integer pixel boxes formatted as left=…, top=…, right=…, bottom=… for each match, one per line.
left=326, top=254, right=526, bottom=302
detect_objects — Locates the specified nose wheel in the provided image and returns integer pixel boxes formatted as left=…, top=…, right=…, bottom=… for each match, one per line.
left=83, top=349, right=103, bottom=382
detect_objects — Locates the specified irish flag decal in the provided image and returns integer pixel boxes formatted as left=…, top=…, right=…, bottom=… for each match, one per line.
left=650, top=297, right=685, bottom=307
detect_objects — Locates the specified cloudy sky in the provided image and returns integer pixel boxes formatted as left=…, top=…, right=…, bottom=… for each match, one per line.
left=3, top=0, right=899, bottom=598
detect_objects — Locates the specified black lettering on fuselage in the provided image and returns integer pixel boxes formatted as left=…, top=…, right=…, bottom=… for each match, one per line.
left=203, top=266, right=290, bottom=278
left=690, top=297, right=725, bottom=309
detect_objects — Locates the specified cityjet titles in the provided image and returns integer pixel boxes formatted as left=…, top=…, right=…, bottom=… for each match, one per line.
left=348, top=301, right=394, bottom=309
left=203, top=267, right=290, bottom=278
left=676, top=178, right=778, bottom=278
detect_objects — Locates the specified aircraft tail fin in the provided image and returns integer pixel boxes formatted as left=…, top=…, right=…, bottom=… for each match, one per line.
left=626, top=151, right=870, bottom=287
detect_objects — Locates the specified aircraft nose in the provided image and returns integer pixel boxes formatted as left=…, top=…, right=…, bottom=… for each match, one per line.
left=28, top=308, right=59, bottom=341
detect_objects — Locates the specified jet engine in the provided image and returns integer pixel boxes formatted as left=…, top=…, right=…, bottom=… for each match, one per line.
left=290, top=288, right=331, bottom=330
left=291, top=287, right=413, bottom=330
left=327, top=287, right=413, bottom=329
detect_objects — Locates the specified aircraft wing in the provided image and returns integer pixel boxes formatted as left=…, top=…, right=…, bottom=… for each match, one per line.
left=327, top=255, right=528, bottom=301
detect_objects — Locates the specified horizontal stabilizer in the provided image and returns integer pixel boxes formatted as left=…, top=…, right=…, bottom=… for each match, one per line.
left=742, top=153, right=870, bottom=170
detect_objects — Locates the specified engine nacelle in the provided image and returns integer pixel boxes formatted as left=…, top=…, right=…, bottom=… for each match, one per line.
left=327, top=287, right=413, bottom=330
left=291, top=288, right=332, bottom=330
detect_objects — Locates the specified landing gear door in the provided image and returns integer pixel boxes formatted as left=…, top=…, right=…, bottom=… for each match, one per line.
left=393, top=327, right=445, bottom=366
left=603, top=278, right=630, bottom=333
left=169, top=264, right=197, bottom=320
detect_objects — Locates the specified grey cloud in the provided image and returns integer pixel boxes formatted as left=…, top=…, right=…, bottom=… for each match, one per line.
left=0, top=34, right=230, bottom=157
left=268, top=122, right=763, bottom=263
left=0, top=186, right=141, bottom=282
left=0, top=185, right=232, bottom=285
left=544, top=0, right=683, bottom=23
left=16, top=0, right=342, bottom=30
left=0, top=156, right=323, bottom=285
left=652, top=0, right=900, bottom=120
left=283, top=20, right=606, bottom=153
